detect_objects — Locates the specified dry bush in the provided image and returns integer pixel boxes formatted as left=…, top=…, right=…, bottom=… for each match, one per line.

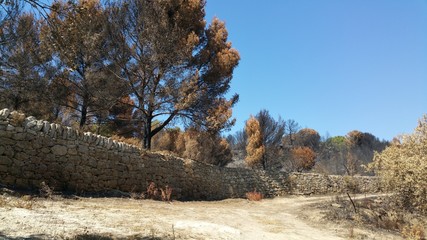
left=9, top=111, right=26, bottom=125
left=110, top=135, right=141, bottom=147
left=161, top=185, right=173, bottom=202
left=144, top=182, right=160, bottom=200
left=246, top=189, right=263, bottom=201
left=326, top=194, right=427, bottom=239
left=143, top=182, right=173, bottom=202
left=181, top=129, right=233, bottom=166
left=343, top=176, right=360, bottom=193
left=40, top=181, right=54, bottom=198
left=402, top=224, right=426, bottom=240
left=153, top=128, right=233, bottom=166
left=369, top=115, right=427, bottom=213
left=290, top=146, right=316, bottom=172
left=152, top=128, right=181, bottom=153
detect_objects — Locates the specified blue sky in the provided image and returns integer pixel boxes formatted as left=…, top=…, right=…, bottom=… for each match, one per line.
left=205, top=0, right=427, bottom=141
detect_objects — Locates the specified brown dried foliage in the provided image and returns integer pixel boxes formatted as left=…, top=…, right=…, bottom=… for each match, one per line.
left=143, top=182, right=173, bottom=202
left=110, top=135, right=141, bottom=147
left=246, top=189, right=263, bottom=201
left=245, top=116, right=265, bottom=168
left=291, top=146, right=316, bottom=172
left=152, top=128, right=233, bottom=167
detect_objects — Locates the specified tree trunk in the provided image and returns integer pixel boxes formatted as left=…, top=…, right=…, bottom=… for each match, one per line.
left=80, top=104, right=87, bottom=129
left=143, top=117, right=152, bottom=149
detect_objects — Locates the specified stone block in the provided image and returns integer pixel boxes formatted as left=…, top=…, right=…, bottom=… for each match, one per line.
left=0, top=108, right=10, bottom=119
left=40, top=147, right=51, bottom=154
left=24, top=116, right=37, bottom=128
left=0, top=137, right=14, bottom=145
left=66, top=127, right=74, bottom=139
left=2, top=175, right=15, bottom=185
left=35, top=120, right=44, bottom=131
left=55, top=124, right=63, bottom=137
left=0, top=130, right=13, bottom=138
left=78, top=145, right=88, bottom=153
left=16, top=178, right=29, bottom=188
left=43, top=121, right=50, bottom=134
left=52, top=145, right=68, bottom=156
left=3, top=146, right=14, bottom=157
left=49, top=123, right=56, bottom=137
left=68, top=147, right=78, bottom=155
left=12, top=133, right=26, bottom=140
left=16, top=141, right=33, bottom=150
left=6, top=124, right=15, bottom=131
left=0, top=156, right=12, bottom=166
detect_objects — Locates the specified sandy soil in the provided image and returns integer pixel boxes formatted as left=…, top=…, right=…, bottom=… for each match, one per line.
left=0, top=193, right=403, bottom=240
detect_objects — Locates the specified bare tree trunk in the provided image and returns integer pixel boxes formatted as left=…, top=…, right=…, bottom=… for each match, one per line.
left=143, top=117, right=152, bottom=149
left=80, top=104, right=87, bottom=129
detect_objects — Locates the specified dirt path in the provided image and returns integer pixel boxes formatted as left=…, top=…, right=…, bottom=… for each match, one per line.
left=0, top=194, right=401, bottom=239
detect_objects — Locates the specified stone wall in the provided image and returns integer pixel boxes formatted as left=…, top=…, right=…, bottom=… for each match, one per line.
left=0, top=109, right=381, bottom=200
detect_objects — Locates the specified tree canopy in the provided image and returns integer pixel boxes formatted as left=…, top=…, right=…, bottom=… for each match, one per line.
left=0, top=0, right=240, bottom=150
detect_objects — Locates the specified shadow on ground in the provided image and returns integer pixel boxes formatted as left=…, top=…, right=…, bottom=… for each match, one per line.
left=0, top=233, right=167, bottom=240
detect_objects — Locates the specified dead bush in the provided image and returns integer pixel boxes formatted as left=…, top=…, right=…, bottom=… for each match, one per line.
left=152, top=128, right=233, bottom=166
left=143, top=182, right=173, bottom=202
left=40, top=181, right=54, bottom=198
left=343, top=176, right=360, bottom=194
left=161, top=185, right=173, bottom=202
left=10, top=111, right=26, bottom=125
left=369, top=115, right=427, bottom=213
left=110, top=135, right=140, bottom=147
left=246, top=189, right=263, bottom=201
left=402, top=224, right=426, bottom=240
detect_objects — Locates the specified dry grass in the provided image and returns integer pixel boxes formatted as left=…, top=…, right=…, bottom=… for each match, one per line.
left=246, top=189, right=263, bottom=201
left=0, top=194, right=36, bottom=210
left=325, top=195, right=427, bottom=239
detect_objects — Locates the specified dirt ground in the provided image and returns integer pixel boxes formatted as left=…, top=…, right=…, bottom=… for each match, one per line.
left=0, top=193, right=403, bottom=240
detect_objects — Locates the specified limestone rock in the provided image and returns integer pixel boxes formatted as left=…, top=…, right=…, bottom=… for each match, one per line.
left=0, top=108, right=10, bottom=119
left=43, top=121, right=50, bottom=134
left=24, top=116, right=37, bottom=129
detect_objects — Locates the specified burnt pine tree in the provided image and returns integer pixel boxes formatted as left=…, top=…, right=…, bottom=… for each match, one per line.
left=41, top=0, right=125, bottom=128
left=245, top=116, right=265, bottom=168
left=0, top=13, right=56, bottom=118
left=106, top=0, right=240, bottom=149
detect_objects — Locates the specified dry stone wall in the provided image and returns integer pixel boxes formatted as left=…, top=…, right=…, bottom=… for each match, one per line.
left=0, top=109, right=381, bottom=200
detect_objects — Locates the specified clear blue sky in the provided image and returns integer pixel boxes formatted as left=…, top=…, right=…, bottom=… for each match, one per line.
left=205, top=0, right=427, bottom=141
